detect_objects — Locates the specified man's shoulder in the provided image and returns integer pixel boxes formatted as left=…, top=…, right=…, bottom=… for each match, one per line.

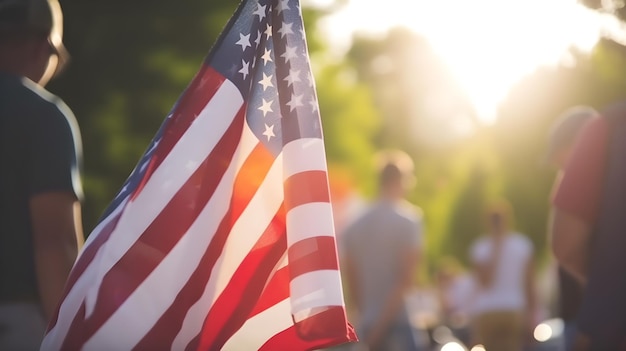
left=470, top=235, right=489, bottom=250
left=589, top=101, right=626, bottom=135
left=601, top=100, right=626, bottom=121
left=343, top=200, right=422, bottom=229
left=394, top=200, right=423, bottom=223
left=344, top=203, right=378, bottom=227
left=2, top=74, right=72, bottom=123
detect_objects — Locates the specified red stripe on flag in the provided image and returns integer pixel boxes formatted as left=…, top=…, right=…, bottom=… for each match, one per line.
left=258, top=306, right=357, bottom=351
left=195, top=211, right=287, bottom=351
left=59, top=106, right=245, bottom=349
left=132, top=66, right=225, bottom=200
left=283, top=170, right=329, bottom=211
left=151, top=66, right=225, bottom=171
left=132, top=143, right=276, bottom=350
left=249, top=266, right=290, bottom=319
left=288, top=236, right=338, bottom=279
left=58, top=302, right=88, bottom=351
left=47, top=209, right=123, bottom=331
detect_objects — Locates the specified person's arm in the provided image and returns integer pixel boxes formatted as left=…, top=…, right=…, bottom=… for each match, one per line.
left=524, top=255, right=539, bottom=339
left=31, top=192, right=83, bottom=321
left=27, top=104, right=84, bottom=321
left=436, top=277, right=452, bottom=317
left=343, top=253, right=362, bottom=313
left=550, top=208, right=592, bottom=285
left=366, top=246, right=420, bottom=348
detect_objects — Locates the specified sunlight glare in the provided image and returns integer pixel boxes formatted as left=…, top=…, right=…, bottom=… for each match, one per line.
left=317, top=0, right=609, bottom=124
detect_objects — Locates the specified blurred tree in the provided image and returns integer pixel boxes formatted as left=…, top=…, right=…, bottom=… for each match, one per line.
left=314, top=62, right=380, bottom=198
left=349, top=28, right=477, bottom=153
left=342, top=25, right=626, bottom=270
left=443, top=162, right=489, bottom=265
left=336, top=6, right=626, bottom=273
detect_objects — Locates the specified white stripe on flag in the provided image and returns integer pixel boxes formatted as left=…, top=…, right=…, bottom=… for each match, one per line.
left=282, top=138, right=328, bottom=179
left=290, top=270, right=344, bottom=313
left=76, top=196, right=128, bottom=260
left=286, top=202, right=334, bottom=242
left=222, top=299, right=293, bottom=351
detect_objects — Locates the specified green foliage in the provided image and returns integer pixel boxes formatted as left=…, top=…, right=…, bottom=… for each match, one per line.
left=314, top=61, right=380, bottom=197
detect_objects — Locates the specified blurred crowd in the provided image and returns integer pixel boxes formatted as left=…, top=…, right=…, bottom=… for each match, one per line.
left=342, top=201, right=552, bottom=351
left=332, top=102, right=626, bottom=351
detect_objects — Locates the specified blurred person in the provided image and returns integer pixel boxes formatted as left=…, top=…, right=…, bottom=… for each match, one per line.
left=544, top=106, right=597, bottom=351
left=435, top=256, right=475, bottom=346
left=0, top=0, right=84, bottom=349
left=469, top=200, right=537, bottom=351
left=550, top=101, right=626, bottom=350
left=342, top=149, right=423, bottom=351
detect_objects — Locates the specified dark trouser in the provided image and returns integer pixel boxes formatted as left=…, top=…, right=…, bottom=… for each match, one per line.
left=474, top=310, right=524, bottom=351
left=0, top=302, right=47, bottom=351
left=356, top=323, right=419, bottom=351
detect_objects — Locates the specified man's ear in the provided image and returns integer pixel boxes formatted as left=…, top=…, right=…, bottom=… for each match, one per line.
left=32, top=37, right=52, bottom=59
left=28, top=37, right=58, bottom=86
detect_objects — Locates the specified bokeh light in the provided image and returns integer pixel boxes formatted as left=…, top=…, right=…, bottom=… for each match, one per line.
left=442, top=341, right=468, bottom=351
left=470, top=345, right=486, bottom=351
left=534, top=323, right=553, bottom=342
left=534, top=318, right=565, bottom=342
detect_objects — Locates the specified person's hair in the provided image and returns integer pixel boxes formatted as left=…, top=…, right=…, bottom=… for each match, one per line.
left=545, top=105, right=597, bottom=163
left=375, top=149, right=415, bottom=188
left=484, top=198, right=514, bottom=231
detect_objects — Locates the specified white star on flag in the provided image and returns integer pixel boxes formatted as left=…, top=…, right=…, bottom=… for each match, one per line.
left=236, top=33, right=251, bottom=51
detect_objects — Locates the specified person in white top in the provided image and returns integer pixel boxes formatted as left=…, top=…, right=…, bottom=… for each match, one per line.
left=469, top=200, right=537, bottom=351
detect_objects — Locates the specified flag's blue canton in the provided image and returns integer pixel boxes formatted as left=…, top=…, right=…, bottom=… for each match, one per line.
left=100, top=0, right=321, bottom=219
left=208, top=0, right=322, bottom=156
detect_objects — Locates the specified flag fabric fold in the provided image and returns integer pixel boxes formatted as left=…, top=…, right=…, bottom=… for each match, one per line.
left=41, top=0, right=356, bottom=349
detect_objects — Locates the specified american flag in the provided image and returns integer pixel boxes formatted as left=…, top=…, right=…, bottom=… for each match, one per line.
left=41, top=0, right=356, bottom=349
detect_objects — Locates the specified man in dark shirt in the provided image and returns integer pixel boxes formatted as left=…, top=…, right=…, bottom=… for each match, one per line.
left=551, top=102, right=626, bottom=350
left=0, top=0, right=83, bottom=349
left=544, top=106, right=597, bottom=350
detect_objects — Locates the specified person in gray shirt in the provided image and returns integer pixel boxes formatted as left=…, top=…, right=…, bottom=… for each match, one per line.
left=342, top=150, right=423, bottom=351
